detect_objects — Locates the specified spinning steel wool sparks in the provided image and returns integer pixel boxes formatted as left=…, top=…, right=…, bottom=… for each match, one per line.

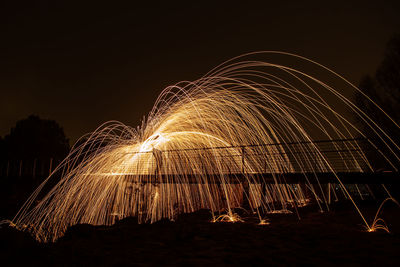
left=11, top=52, right=400, bottom=242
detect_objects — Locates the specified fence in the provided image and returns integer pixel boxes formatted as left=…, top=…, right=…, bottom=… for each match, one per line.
left=0, top=158, right=62, bottom=178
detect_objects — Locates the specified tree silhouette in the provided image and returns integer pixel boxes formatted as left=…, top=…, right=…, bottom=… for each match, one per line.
left=0, top=115, right=70, bottom=218
left=2, top=115, right=70, bottom=160
left=355, top=34, right=400, bottom=170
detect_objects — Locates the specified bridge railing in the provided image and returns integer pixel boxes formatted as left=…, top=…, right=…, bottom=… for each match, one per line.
left=114, top=138, right=373, bottom=176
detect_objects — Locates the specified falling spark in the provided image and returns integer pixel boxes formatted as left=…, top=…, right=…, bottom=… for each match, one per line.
left=367, top=197, right=400, bottom=233
left=258, top=219, right=270, bottom=225
left=212, top=213, right=244, bottom=223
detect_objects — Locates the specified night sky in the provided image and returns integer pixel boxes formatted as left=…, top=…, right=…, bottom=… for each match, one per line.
left=1, top=1, right=399, bottom=143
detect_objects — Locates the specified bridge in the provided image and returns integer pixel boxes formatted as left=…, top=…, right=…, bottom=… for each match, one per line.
left=112, top=138, right=400, bottom=185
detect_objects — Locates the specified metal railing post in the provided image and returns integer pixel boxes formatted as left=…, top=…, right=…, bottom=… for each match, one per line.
left=241, top=146, right=245, bottom=173
left=6, top=160, right=9, bottom=177
left=33, top=158, right=37, bottom=178
left=19, top=160, right=23, bottom=177
left=49, top=158, right=53, bottom=175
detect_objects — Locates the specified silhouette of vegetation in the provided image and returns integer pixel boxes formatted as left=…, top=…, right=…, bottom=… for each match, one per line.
left=0, top=115, right=70, bottom=219
left=1, top=115, right=69, bottom=160
left=355, top=34, right=400, bottom=171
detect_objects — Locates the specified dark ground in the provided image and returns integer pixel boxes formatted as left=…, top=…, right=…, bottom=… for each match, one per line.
left=1, top=201, right=400, bottom=266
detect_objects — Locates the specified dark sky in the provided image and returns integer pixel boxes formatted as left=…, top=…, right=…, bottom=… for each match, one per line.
left=1, top=1, right=399, bottom=143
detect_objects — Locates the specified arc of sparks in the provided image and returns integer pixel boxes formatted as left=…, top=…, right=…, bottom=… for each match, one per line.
left=12, top=52, right=400, bottom=242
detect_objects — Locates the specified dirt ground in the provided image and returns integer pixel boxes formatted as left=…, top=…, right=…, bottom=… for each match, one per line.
left=1, top=201, right=400, bottom=266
